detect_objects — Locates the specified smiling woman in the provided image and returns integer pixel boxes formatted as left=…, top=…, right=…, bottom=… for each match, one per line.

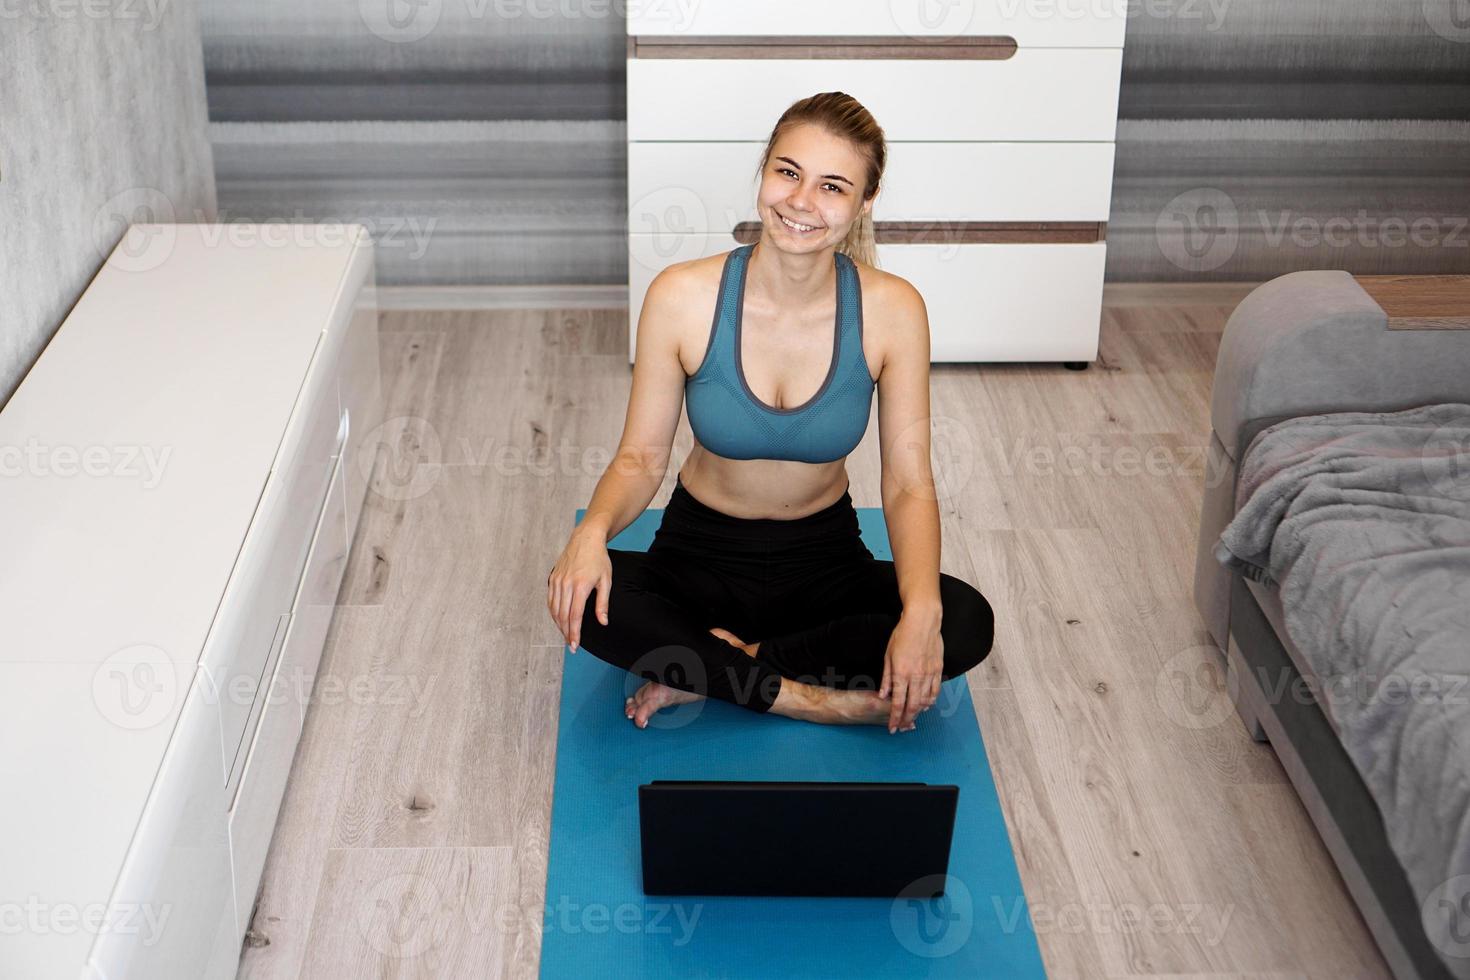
left=548, top=92, right=996, bottom=736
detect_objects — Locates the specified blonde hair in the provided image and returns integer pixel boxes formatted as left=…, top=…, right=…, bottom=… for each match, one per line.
left=754, top=91, right=886, bottom=269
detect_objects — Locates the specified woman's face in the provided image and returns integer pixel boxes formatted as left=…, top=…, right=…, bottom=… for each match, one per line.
left=756, top=123, right=874, bottom=253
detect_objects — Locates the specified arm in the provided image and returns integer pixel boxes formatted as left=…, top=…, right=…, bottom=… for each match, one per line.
left=547, top=266, right=691, bottom=652
left=875, top=279, right=945, bottom=733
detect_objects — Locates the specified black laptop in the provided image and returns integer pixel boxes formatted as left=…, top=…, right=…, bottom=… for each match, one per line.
left=638, top=780, right=959, bottom=897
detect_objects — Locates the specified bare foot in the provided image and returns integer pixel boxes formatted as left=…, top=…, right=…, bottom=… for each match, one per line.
left=624, top=681, right=702, bottom=729
left=624, top=627, right=752, bottom=729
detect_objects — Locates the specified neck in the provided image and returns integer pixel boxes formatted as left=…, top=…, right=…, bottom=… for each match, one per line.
left=747, top=238, right=837, bottom=310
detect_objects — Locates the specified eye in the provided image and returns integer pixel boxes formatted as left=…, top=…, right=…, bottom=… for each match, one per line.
left=775, top=168, right=844, bottom=194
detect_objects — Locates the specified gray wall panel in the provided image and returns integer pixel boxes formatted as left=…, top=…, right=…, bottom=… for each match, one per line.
left=1, top=6, right=217, bottom=406
left=201, top=0, right=1470, bottom=285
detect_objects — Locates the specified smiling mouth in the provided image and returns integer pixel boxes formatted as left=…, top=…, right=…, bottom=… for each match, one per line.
left=778, top=213, right=822, bottom=234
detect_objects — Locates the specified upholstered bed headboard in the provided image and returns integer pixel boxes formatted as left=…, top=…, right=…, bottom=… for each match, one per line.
left=1193, top=271, right=1470, bottom=650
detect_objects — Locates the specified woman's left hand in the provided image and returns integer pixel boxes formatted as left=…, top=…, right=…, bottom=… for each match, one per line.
left=880, top=611, right=944, bottom=734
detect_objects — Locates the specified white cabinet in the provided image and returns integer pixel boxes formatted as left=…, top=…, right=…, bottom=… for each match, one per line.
left=625, top=2, right=1126, bottom=364
left=0, top=223, right=382, bottom=979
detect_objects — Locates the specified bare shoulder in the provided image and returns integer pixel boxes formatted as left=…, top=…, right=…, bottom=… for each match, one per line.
left=640, top=252, right=729, bottom=374
left=851, top=259, right=929, bottom=380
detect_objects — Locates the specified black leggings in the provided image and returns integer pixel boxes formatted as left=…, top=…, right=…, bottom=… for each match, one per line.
left=572, top=477, right=995, bottom=713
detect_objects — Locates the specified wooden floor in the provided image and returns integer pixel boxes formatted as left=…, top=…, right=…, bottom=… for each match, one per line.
left=236, top=286, right=1393, bottom=980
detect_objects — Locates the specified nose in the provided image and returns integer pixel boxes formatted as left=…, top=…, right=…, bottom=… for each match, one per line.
left=787, top=182, right=816, bottom=213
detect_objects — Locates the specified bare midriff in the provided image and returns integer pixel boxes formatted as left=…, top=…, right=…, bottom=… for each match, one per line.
left=676, top=448, right=851, bottom=520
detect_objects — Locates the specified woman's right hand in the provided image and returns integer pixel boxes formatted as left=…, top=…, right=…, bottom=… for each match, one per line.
left=547, top=527, right=612, bottom=654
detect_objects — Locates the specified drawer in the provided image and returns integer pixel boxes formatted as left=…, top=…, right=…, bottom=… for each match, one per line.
left=87, top=669, right=236, bottom=980
left=627, top=233, right=1105, bottom=363
left=627, top=50, right=1123, bottom=142
left=629, top=141, right=1116, bottom=231
left=225, top=452, right=347, bottom=934
left=200, top=333, right=348, bottom=797
left=879, top=240, right=1106, bottom=361
left=225, top=624, right=300, bottom=935
left=281, top=450, right=350, bottom=723
left=627, top=0, right=1127, bottom=48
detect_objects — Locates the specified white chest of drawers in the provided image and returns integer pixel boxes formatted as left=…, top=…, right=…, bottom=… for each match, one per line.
left=625, top=1, right=1125, bottom=365
left=0, top=224, right=382, bottom=978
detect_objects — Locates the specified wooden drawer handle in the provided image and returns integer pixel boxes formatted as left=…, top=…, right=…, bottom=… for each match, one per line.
left=628, top=35, right=1018, bottom=60
left=732, top=221, right=1105, bottom=245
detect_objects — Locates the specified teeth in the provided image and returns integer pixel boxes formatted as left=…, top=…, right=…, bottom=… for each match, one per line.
left=780, top=214, right=817, bottom=232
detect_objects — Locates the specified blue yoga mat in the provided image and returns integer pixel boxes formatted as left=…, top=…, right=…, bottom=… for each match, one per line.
left=540, top=505, right=1045, bottom=979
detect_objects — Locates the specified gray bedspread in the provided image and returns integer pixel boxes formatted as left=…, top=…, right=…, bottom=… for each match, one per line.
left=1215, top=402, right=1470, bottom=976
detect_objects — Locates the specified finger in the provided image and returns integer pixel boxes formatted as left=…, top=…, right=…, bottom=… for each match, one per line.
left=879, top=658, right=892, bottom=700
left=546, top=575, right=561, bottom=643
left=558, top=581, right=576, bottom=652
left=567, top=582, right=591, bottom=653
left=921, top=674, right=940, bottom=712
left=888, top=680, right=909, bottom=734
left=595, top=573, right=610, bottom=625
left=904, top=686, right=927, bottom=729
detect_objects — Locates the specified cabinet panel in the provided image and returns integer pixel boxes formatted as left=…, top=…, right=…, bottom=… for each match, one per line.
left=282, top=452, right=350, bottom=722
left=629, top=142, right=1117, bottom=232
left=200, top=335, right=346, bottom=798
left=87, top=670, right=236, bottom=980
left=628, top=232, right=1104, bottom=363
left=224, top=608, right=298, bottom=936
left=628, top=51, right=1123, bottom=142
left=225, top=449, right=347, bottom=934
left=879, top=240, right=1106, bottom=361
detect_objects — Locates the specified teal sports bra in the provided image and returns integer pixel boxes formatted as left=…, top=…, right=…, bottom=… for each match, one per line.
left=685, top=243, right=876, bottom=464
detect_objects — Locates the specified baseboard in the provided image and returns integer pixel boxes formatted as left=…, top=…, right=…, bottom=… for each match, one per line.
left=372, top=284, right=629, bottom=311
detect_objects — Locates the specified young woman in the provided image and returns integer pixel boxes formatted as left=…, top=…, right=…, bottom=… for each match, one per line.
left=547, top=92, right=994, bottom=734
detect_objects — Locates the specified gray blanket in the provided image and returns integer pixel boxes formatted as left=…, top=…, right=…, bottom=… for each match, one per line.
left=1215, top=402, right=1470, bottom=976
